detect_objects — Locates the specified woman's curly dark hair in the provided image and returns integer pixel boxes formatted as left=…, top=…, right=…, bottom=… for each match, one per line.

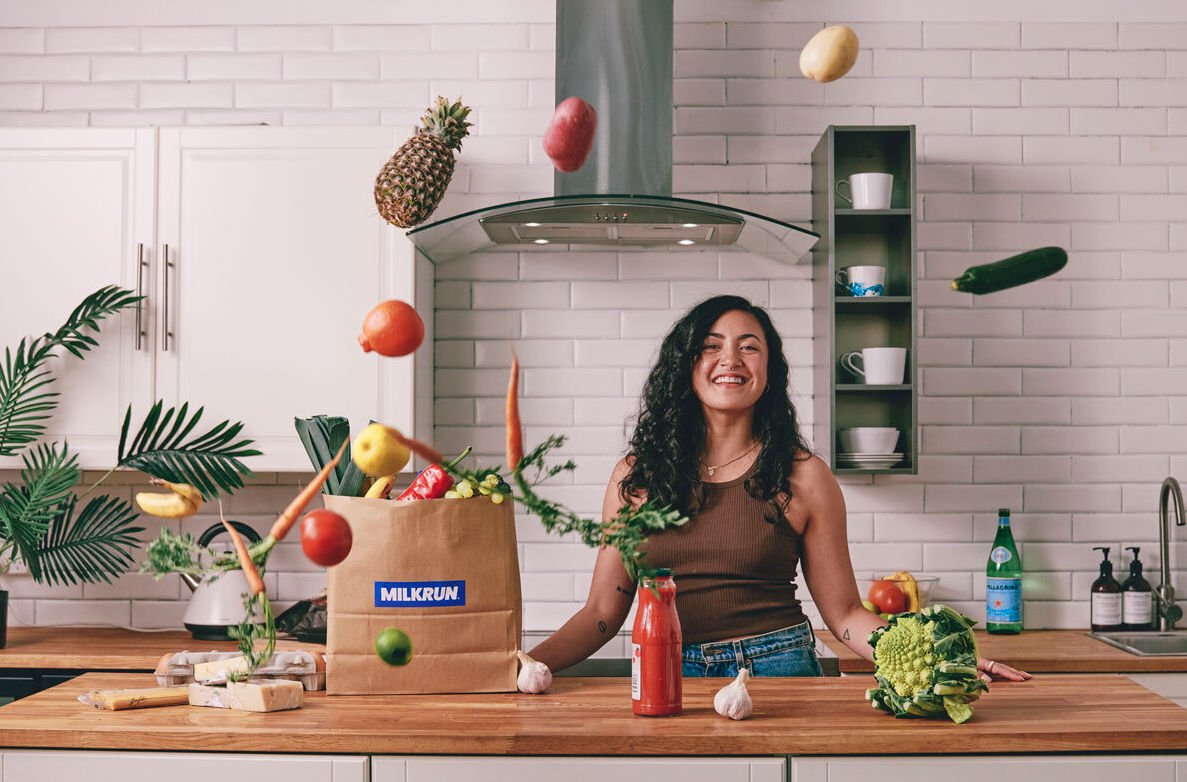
left=620, top=295, right=812, bottom=526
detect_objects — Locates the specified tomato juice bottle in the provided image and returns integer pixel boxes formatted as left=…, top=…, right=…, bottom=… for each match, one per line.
left=631, top=568, right=682, bottom=717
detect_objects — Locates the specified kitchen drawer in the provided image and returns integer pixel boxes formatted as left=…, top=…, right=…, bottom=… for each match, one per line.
left=374, top=756, right=785, bottom=782
left=0, top=751, right=368, bottom=782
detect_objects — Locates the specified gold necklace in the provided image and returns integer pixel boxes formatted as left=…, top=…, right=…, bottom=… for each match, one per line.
left=703, top=441, right=759, bottom=477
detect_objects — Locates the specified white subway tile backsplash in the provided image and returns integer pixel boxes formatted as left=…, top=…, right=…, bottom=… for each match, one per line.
left=1071, top=338, right=1167, bottom=367
left=1022, top=426, right=1118, bottom=455
left=973, top=50, right=1066, bottom=78
left=142, top=81, right=233, bottom=108
left=1026, top=483, right=1121, bottom=513
left=46, top=27, right=138, bottom=53
left=0, top=28, right=45, bottom=54
left=142, top=26, right=236, bottom=52
left=875, top=513, right=973, bottom=542
left=974, top=396, right=1071, bottom=425
left=731, top=78, right=825, bottom=108
left=974, top=455, right=1070, bottom=484
left=924, top=193, right=1019, bottom=222
left=877, top=50, right=969, bottom=78
left=188, top=53, right=283, bottom=81
left=1022, top=22, right=1117, bottom=50
left=973, top=107, right=1067, bottom=135
left=872, top=106, right=971, bottom=135
left=1023, top=367, right=1120, bottom=396
left=0, top=54, right=88, bottom=82
left=1023, top=79, right=1118, bottom=107
left=922, top=425, right=1020, bottom=454
left=43, top=82, right=136, bottom=110
left=924, top=22, right=1018, bottom=49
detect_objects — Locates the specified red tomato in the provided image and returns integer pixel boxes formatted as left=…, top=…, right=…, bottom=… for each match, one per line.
left=868, top=580, right=907, bottom=614
left=300, top=509, right=353, bottom=567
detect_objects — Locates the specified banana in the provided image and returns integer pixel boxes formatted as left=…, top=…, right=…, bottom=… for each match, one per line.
left=365, top=475, right=397, bottom=499
left=136, top=478, right=203, bottom=519
left=887, top=570, right=921, bottom=612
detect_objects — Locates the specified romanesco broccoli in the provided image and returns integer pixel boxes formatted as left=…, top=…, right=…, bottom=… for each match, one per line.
left=864, top=604, right=989, bottom=724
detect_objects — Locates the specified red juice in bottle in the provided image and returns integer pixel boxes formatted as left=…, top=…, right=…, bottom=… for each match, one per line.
left=631, top=568, right=682, bottom=716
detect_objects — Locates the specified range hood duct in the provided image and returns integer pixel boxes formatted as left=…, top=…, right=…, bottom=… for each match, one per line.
left=406, top=0, right=818, bottom=264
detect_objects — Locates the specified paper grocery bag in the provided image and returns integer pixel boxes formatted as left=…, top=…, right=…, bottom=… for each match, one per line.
left=323, top=495, right=521, bottom=695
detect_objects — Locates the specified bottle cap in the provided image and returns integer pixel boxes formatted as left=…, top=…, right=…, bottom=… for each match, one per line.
left=1126, top=546, right=1143, bottom=576
left=998, top=508, right=1011, bottom=517
left=639, top=567, right=674, bottom=579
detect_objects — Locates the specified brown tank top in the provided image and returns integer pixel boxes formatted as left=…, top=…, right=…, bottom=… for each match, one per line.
left=638, top=467, right=807, bottom=645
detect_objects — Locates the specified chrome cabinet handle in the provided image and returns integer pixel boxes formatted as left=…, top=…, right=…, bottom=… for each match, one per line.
left=161, top=244, right=174, bottom=351
left=134, top=243, right=148, bottom=351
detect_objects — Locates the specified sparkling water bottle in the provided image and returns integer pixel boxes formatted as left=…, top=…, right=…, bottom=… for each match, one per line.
left=986, top=508, right=1023, bottom=634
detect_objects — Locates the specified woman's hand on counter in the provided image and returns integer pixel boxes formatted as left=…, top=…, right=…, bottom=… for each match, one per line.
left=977, top=656, right=1032, bottom=682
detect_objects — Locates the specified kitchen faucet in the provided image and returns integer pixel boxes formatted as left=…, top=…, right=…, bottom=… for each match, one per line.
left=1157, top=477, right=1186, bottom=630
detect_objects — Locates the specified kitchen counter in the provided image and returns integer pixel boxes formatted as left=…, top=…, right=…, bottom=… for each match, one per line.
left=818, top=629, right=1187, bottom=673
left=0, top=627, right=323, bottom=670
left=6, top=627, right=1186, bottom=674
left=0, top=671, right=1184, bottom=755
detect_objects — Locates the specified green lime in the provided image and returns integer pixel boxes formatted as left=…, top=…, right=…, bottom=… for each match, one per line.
left=374, top=627, right=413, bottom=666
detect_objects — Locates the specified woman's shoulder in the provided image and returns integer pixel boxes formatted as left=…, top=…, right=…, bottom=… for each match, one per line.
left=787, top=451, right=841, bottom=497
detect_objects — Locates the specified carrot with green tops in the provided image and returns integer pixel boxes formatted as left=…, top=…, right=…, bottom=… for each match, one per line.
left=268, top=439, right=348, bottom=542
left=220, top=501, right=265, bottom=596
left=506, top=347, right=523, bottom=472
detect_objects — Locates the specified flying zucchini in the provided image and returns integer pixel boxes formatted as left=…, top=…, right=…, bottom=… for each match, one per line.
left=951, top=246, right=1067, bottom=295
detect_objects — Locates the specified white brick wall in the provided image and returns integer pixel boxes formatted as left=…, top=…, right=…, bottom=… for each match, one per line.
left=3, top=0, right=1187, bottom=634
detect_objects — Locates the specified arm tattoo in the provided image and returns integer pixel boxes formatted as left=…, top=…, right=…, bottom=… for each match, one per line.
left=842, top=628, right=850, bottom=641
left=598, top=621, right=607, bottom=634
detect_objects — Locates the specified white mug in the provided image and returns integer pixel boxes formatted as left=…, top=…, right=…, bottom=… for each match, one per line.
left=836, top=172, right=894, bottom=210
left=840, top=347, right=907, bottom=385
left=835, top=265, right=886, bottom=297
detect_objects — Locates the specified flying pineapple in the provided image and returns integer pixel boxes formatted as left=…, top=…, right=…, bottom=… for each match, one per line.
left=374, top=96, right=473, bottom=228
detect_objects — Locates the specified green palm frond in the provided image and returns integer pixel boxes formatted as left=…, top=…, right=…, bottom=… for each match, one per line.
left=0, top=442, right=81, bottom=569
left=0, top=285, right=141, bottom=456
left=117, top=401, right=261, bottom=499
left=33, top=495, right=144, bottom=586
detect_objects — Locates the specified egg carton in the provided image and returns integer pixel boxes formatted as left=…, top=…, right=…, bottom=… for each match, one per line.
left=155, top=649, right=326, bottom=691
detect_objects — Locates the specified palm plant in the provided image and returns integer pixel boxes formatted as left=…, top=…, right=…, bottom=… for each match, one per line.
left=0, top=285, right=260, bottom=586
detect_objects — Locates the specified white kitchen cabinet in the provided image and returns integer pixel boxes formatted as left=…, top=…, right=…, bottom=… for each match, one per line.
left=0, top=129, right=156, bottom=468
left=791, top=755, right=1184, bottom=782
left=372, top=756, right=785, bottom=782
left=155, top=127, right=430, bottom=470
left=0, top=750, right=369, bottom=782
left=0, top=127, right=431, bottom=472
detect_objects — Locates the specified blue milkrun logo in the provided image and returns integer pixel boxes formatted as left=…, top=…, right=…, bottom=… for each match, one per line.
left=374, top=579, right=466, bottom=607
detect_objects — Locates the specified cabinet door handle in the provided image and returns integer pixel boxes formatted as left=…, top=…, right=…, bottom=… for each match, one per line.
left=161, top=244, right=174, bottom=352
left=134, top=242, right=148, bottom=351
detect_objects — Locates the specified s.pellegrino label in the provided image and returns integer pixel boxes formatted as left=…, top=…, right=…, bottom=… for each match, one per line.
left=986, top=508, right=1023, bottom=633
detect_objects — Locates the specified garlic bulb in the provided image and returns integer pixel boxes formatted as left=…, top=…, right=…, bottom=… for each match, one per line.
left=713, top=668, right=753, bottom=720
left=516, top=651, right=553, bottom=694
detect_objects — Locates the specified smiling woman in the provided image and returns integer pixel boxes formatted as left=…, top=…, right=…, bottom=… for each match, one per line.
left=524, top=295, right=1029, bottom=689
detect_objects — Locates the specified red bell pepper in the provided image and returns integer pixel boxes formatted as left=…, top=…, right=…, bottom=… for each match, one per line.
left=394, top=447, right=471, bottom=501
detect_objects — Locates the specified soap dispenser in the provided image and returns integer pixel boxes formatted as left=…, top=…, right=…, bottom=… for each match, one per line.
left=1121, top=546, right=1154, bottom=631
left=1090, top=547, right=1123, bottom=632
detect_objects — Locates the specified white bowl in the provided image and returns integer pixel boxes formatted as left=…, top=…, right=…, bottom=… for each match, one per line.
left=838, top=427, right=899, bottom=454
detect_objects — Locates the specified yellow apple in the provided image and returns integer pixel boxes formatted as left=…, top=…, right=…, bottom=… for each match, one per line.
left=351, top=423, right=411, bottom=478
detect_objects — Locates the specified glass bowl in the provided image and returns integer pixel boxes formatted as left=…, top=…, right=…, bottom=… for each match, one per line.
left=856, top=573, right=941, bottom=611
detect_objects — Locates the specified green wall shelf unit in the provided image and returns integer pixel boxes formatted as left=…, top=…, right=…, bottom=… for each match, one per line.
left=811, top=126, right=917, bottom=475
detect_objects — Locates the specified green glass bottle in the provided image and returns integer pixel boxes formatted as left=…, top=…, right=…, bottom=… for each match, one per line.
left=986, top=508, right=1023, bottom=634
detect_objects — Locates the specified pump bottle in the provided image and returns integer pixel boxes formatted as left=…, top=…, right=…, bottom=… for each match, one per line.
left=1090, top=546, right=1122, bottom=632
left=1121, top=546, right=1153, bottom=631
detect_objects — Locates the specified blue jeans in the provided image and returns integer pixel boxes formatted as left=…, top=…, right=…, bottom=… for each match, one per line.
left=681, top=621, right=824, bottom=678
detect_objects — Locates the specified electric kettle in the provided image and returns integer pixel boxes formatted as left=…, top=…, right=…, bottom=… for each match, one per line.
left=182, top=520, right=264, bottom=640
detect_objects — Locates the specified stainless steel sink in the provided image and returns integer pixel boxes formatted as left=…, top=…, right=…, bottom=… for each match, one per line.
left=1088, top=631, right=1187, bottom=656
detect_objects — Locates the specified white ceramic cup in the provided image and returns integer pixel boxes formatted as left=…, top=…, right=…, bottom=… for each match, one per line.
left=838, top=427, right=900, bottom=454
left=834, top=265, right=886, bottom=297
left=839, top=347, right=907, bottom=385
left=836, top=172, right=894, bottom=210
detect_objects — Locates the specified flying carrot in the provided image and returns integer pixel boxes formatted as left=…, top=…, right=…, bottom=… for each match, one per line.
left=506, top=347, right=523, bottom=472
left=391, top=429, right=444, bottom=466
left=220, top=501, right=265, bottom=596
left=268, top=439, right=348, bottom=542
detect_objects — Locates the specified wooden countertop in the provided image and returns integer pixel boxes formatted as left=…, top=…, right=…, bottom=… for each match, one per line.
left=0, top=672, right=1184, bottom=755
left=0, top=627, right=323, bottom=670
left=818, top=629, right=1187, bottom=674
left=4, top=627, right=1183, bottom=675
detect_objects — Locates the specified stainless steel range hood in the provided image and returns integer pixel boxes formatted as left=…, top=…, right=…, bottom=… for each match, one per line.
left=406, top=0, right=818, bottom=264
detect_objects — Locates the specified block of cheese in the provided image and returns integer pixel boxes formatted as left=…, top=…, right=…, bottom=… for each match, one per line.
left=188, top=680, right=303, bottom=712
left=188, top=650, right=325, bottom=690
left=79, top=686, right=190, bottom=711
